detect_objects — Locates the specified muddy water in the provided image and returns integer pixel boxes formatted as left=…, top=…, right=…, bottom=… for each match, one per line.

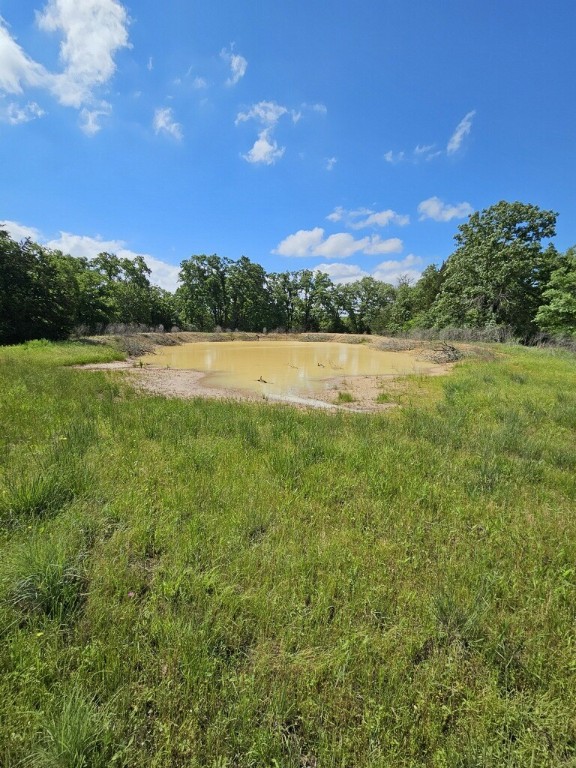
left=141, top=341, right=423, bottom=397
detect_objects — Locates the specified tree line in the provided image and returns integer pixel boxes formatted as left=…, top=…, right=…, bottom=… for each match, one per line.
left=1, top=201, right=575, bottom=346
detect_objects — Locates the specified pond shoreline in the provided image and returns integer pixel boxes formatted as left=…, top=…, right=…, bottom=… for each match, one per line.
left=78, top=332, right=463, bottom=412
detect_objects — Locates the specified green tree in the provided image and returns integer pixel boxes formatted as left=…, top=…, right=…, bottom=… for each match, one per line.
left=178, top=254, right=231, bottom=330
left=431, top=201, right=558, bottom=337
left=227, top=256, right=271, bottom=331
left=372, top=277, right=416, bottom=334
left=535, top=246, right=576, bottom=336
left=408, top=264, right=445, bottom=328
left=339, top=277, right=395, bottom=333
left=267, top=271, right=298, bottom=331
left=0, top=232, right=79, bottom=344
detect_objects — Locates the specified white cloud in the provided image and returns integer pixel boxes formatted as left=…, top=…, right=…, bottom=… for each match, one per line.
left=372, top=254, right=423, bottom=285
left=36, top=0, right=131, bottom=108
left=314, top=255, right=424, bottom=286
left=326, top=206, right=409, bottom=229
left=0, top=100, right=45, bottom=124
left=314, top=263, right=369, bottom=284
left=326, top=206, right=344, bottom=223
left=0, top=1, right=129, bottom=131
left=325, top=156, right=337, bottom=171
left=80, top=101, right=111, bottom=135
left=220, top=45, right=247, bottom=86
left=385, top=109, right=476, bottom=164
left=153, top=107, right=183, bottom=140
left=273, top=228, right=403, bottom=259
left=417, top=196, right=473, bottom=222
left=363, top=236, right=403, bottom=255
left=235, top=100, right=288, bottom=127
left=191, top=76, right=207, bottom=89
left=236, top=101, right=291, bottom=165
left=0, top=18, right=50, bottom=93
left=310, top=103, right=327, bottom=115
left=235, top=100, right=326, bottom=166
left=1, top=219, right=43, bottom=241
left=384, top=150, right=405, bottom=164
left=447, top=110, right=476, bottom=155
left=350, top=209, right=410, bottom=229
left=147, top=56, right=153, bottom=71
left=273, top=227, right=325, bottom=257
left=243, top=129, right=284, bottom=165
left=314, top=233, right=367, bottom=259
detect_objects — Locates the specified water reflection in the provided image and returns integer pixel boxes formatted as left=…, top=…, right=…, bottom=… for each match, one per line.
left=141, top=341, right=419, bottom=396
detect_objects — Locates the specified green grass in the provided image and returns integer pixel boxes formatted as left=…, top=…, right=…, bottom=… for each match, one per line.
left=336, top=390, right=355, bottom=403
left=1, top=339, right=576, bottom=766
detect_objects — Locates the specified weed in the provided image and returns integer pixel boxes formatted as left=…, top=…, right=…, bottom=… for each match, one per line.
left=29, top=687, right=115, bottom=768
left=1, top=471, right=74, bottom=527
left=4, top=537, right=86, bottom=622
left=337, top=391, right=355, bottom=403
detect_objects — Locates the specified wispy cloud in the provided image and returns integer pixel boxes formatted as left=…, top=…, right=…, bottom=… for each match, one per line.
left=273, top=227, right=403, bottom=259
left=236, top=101, right=288, bottom=127
left=325, top=157, right=337, bottom=171
left=153, top=107, right=183, bottom=140
left=384, top=110, right=476, bottom=164
left=235, top=100, right=327, bottom=166
left=80, top=101, right=111, bottom=135
left=220, top=44, right=247, bottom=86
left=326, top=206, right=409, bottom=229
left=383, top=150, right=405, bottom=164
left=447, top=110, right=476, bottom=155
left=0, top=100, right=45, bottom=124
left=0, top=0, right=130, bottom=131
left=417, top=196, right=473, bottom=222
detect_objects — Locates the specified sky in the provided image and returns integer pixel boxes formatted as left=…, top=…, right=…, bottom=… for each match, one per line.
left=1, top=0, right=575, bottom=292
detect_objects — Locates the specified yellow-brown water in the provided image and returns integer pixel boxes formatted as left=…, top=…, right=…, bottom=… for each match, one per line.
left=141, top=341, right=424, bottom=397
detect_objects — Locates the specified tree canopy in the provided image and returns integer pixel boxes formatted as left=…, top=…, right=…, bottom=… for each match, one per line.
left=2, top=201, right=576, bottom=345
left=431, top=201, right=558, bottom=337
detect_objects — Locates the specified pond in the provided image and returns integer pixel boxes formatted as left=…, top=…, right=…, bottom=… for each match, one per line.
left=140, top=341, right=425, bottom=398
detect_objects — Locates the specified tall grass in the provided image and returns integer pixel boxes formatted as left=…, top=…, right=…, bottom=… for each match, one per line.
left=1, top=339, right=576, bottom=765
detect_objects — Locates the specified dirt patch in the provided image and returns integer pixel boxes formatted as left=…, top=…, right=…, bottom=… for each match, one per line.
left=77, top=332, right=462, bottom=413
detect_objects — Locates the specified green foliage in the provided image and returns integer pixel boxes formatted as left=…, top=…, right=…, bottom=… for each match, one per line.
left=431, top=201, right=558, bottom=337
left=1, top=200, right=569, bottom=343
left=0, top=231, right=80, bottom=344
left=535, top=245, right=576, bottom=336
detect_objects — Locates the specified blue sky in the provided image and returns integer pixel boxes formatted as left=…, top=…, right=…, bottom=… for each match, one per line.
left=1, top=0, right=575, bottom=291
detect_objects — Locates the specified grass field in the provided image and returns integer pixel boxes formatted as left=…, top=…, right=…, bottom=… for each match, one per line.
left=1, top=338, right=575, bottom=767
